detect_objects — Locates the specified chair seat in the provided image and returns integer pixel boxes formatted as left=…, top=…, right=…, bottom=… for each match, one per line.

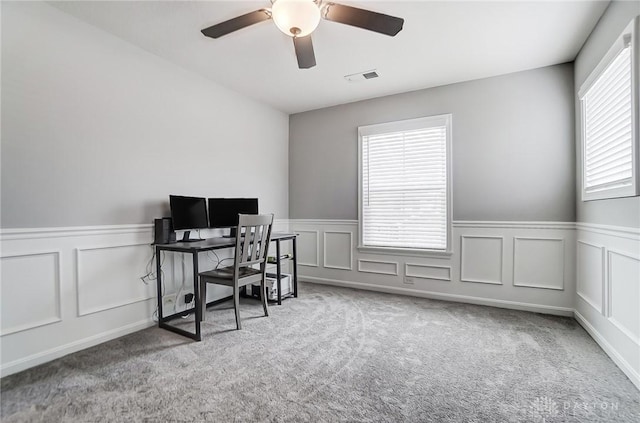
left=199, top=266, right=261, bottom=281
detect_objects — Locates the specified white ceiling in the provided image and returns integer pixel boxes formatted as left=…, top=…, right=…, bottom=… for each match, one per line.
left=50, top=0, right=610, bottom=114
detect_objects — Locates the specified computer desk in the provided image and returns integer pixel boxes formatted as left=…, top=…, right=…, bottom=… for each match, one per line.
left=154, top=232, right=298, bottom=341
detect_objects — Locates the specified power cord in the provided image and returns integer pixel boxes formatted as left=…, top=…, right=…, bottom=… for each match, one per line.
left=140, top=247, right=166, bottom=322
left=140, top=246, right=165, bottom=284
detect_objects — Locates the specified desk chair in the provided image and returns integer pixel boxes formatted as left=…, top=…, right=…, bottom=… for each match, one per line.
left=198, top=214, right=274, bottom=330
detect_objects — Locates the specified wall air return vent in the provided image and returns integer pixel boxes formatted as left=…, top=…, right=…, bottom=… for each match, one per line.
left=344, top=69, right=379, bottom=82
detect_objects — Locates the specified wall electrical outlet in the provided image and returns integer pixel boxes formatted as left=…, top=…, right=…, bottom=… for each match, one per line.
left=163, top=293, right=177, bottom=307
left=403, top=276, right=415, bottom=285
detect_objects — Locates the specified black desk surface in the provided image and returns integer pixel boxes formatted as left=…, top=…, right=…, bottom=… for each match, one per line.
left=155, top=232, right=296, bottom=252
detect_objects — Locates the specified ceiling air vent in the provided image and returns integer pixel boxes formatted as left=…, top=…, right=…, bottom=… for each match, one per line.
left=344, top=69, right=379, bottom=82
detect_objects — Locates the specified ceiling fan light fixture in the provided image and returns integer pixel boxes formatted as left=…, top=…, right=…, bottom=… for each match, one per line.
left=272, top=0, right=321, bottom=37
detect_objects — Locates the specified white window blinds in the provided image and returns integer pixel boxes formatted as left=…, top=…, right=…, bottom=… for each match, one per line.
left=359, top=115, right=450, bottom=251
left=579, top=16, right=639, bottom=202
left=582, top=43, right=633, bottom=195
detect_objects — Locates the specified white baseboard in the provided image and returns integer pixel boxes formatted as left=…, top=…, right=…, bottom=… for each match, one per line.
left=0, top=318, right=154, bottom=378
left=300, top=276, right=574, bottom=316
left=574, top=310, right=640, bottom=390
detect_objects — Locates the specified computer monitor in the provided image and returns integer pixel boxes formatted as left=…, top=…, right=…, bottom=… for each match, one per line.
left=169, top=195, right=208, bottom=242
left=208, top=198, right=259, bottom=237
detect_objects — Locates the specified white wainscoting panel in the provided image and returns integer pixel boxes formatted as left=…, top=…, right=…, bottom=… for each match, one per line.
left=291, top=220, right=575, bottom=317
left=1, top=251, right=61, bottom=335
left=323, top=231, right=353, bottom=270
left=575, top=223, right=640, bottom=390
left=9, top=219, right=638, bottom=391
left=0, top=225, right=157, bottom=377
left=295, top=230, right=319, bottom=267
left=405, top=263, right=451, bottom=281
left=576, top=240, right=605, bottom=313
left=460, top=236, right=504, bottom=285
left=513, top=237, right=564, bottom=290
left=607, top=249, right=640, bottom=344
left=76, top=243, right=155, bottom=316
left=358, top=259, right=398, bottom=276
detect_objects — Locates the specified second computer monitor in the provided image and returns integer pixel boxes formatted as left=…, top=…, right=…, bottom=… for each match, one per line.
left=209, top=198, right=258, bottom=237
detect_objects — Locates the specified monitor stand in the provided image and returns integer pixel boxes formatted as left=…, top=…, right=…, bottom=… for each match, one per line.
left=222, top=228, right=237, bottom=238
left=180, top=231, right=204, bottom=243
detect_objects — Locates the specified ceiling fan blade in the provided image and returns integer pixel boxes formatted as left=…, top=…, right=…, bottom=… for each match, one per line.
left=322, top=2, right=404, bottom=36
left=201, top=9, right=271, bottom=39
left=293, top=35, right=316, bottom=69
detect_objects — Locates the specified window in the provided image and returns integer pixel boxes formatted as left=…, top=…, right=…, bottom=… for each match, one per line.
left=358, top=115, right=452, bottom=255
left=579, top=17, right=639, bottom=201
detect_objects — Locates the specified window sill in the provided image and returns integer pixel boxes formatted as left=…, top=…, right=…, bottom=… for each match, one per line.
left=357, top=245, right=453, bottom=259
left=582, top=185, right=639, bottom=201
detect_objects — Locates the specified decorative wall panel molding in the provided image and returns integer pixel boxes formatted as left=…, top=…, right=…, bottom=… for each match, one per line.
left=358, top=259, right=398, bottom=276
left=293, top=230, right=320, bottom=267
left=576, top=240, right=605, bottom=313
left=294, top=221, right=573, bottom=313
left=607, top=249, right=640, bottom=345
left=0, top=225, right=156, bottom=377
left=513, top=237, right=565, bottom=290
left=405, top=263, right=451, bottom=281
left=76, top=243, right=155, bottom=316
left=460, top=236, right=504, bottom=285
left=575, top=225, right=640, bottom=391
left=1, top=251, right=62, bottom=336
left=323, top=231, right=353, bottom=270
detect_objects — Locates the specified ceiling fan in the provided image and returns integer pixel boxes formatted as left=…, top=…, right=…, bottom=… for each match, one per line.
left=201, top=0, right=404, bottom=69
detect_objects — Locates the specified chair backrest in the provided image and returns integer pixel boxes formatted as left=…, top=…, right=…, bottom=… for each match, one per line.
left=233, top=214, right=274, bottom=274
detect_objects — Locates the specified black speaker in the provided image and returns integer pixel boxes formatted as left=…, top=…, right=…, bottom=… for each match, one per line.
left=154, top=218, right=175, bottom=244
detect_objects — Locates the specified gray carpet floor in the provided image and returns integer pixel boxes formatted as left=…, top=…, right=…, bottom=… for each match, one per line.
left=1, top=282, right=639, bottom=422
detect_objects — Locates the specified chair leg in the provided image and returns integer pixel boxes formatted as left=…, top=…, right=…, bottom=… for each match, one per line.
left=200, top=280, right=207, bottom=322
left=261, top=279, right=269, bottom=317
left=233, top=285, right=241, bottom=330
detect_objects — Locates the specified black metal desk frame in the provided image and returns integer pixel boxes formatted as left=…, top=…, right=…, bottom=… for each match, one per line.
left=155, top=233, right=297, bottom=341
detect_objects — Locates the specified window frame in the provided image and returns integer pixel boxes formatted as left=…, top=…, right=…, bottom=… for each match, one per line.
left=579, top=17, right=639, bottom=202
left=357, top=114, right=453, bottom=258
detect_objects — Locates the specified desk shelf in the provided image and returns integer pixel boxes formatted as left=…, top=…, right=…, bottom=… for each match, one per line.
left=267, top=253, right=293, bottom=264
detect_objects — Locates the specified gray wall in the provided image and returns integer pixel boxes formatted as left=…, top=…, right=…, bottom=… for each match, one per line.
left=574, top=1, right=640, bottom=228
left=289, top=64, right=576, bottom=221
left=1, top=2, right=289, bottom=228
